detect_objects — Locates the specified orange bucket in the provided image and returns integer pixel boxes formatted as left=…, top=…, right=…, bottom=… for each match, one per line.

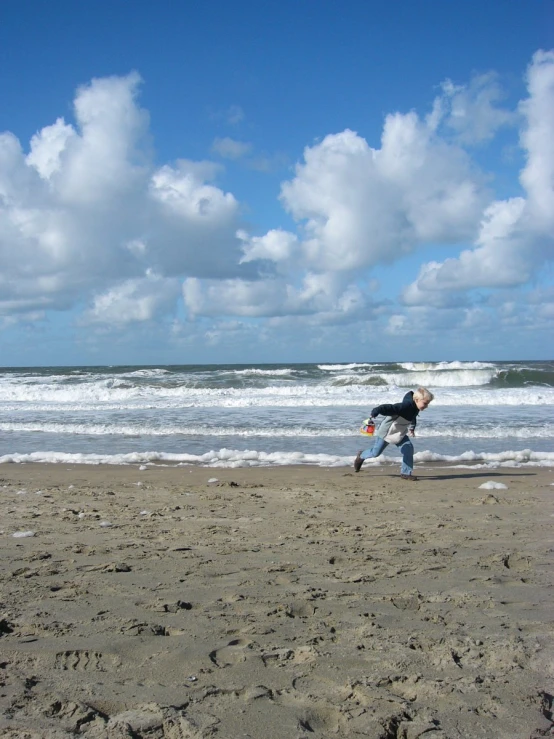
left=360, top=419, right=375, bottom=436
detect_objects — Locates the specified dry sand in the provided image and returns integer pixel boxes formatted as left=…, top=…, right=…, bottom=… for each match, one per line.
left=0, top=461, right=553, bottom=739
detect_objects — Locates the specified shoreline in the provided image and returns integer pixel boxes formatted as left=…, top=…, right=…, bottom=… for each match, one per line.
left=1, top=463, right=553, bottom=737
left=1, top=453, right=553, bottom=472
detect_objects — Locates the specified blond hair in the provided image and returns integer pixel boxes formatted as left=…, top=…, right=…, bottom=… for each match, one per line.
left=413, top=387, right=434, bottom=403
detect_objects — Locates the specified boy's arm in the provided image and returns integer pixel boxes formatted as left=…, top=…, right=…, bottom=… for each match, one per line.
left=370, top=401, right=405, bottom=418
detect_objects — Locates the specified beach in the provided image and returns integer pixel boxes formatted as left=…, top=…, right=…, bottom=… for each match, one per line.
left=0, top=461, right=553, bottom=738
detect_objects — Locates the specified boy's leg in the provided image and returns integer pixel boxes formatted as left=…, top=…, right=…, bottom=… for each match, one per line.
left=397, top=436, right=415, bottom=476
left=354, top=437, right=388, bottom=471
left=361, top=437, right=388, bottom=460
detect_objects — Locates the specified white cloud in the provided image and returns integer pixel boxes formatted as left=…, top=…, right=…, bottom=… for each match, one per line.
left=519, top=50, right=554, bottom=227
left=403, top=50, right=554, bottom=304
left=183, top=271, right=369, bottom=320
left=150, top=160, right=227, bottom=215
left=0, top=52, right=552, bottom=356
left=84, top=272, right=180, bottom=326
left=437, top=72, right=517, bottom=144
left=386, top=314, right=409, bottom=335
left=278, top=117, right=487, bottom=273
left=0, top=73, right=249, bottom=319
left=26, top=118, right=76, bottom=179
left=183, top=276, right=286, bottom=318
left=211, top=137, right=252, bottom=159
left=57, top=72, right=150, bottom=205
left=238, top=228, right=299, bottom=269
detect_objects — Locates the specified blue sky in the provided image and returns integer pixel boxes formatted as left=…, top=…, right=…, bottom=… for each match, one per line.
left=0, top=0, right=553, bottom=366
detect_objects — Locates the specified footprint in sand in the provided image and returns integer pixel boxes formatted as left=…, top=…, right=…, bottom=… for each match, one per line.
left=54, top=650, right=120, bottom=671
left=297, top=705, right=343, bottom=734
left=209, top=637, right=251, bottom=667
left=273, top=695, right=343, bottom=734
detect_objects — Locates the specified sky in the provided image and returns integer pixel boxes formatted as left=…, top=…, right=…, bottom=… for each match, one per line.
left=0, top=0, right=553, bottom=366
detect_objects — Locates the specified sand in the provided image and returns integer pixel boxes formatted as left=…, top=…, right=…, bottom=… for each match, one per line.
left=0, top=461, right=553, bottom=739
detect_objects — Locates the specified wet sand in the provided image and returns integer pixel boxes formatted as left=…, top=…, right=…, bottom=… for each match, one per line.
left=0, top=461, right=553, bottom=738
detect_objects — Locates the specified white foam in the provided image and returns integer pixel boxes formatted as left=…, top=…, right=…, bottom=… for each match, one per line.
left=2, top=387, right=554, bottom=412
left=478, top=481, right=508, bottom=490
left=0, top=448, right=553, bottom=468
left=12, top=530, right=35, bottom=538
left=1, top=419, right=553, bottom=440
left=121, top=368, right=171, bottom=378
left=318, top=363, right=376, bottom=371
left=0, top=420, right=357, bottom=438
left=420, top=426, right=554, bottom=439
left=399, top=361, right=496, bottom=371
left=340, top=368, right=499, bottom=388
left=226, top=368, right=295, bottom=377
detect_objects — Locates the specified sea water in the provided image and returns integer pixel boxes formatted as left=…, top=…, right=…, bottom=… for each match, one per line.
left=0, top=360, right=553, bottom=468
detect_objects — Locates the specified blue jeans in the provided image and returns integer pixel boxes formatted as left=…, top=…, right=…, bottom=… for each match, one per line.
left=360, top=435, right=414, bottom=475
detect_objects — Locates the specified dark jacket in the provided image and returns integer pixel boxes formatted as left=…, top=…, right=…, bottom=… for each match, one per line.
left=370, top=391, right=419, bottom=442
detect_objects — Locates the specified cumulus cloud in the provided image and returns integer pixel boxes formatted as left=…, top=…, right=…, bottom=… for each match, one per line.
left=182, top=271, right=363, bottom=319
left=0, top=51, right=552, bottom=355
left=26, top=118, right=76, bottom=179
left=276, top=116, right=487, bottom=273
left=187, top=97, right=490, bottom=321
left=519, top=51, right=554, bottom=226
left=84, top=271, right=180, bottom=326
left=0, top=73, right=249, bottom=321
left=436, top=72, right=517, bottom=144
left=403, top=50, right=554, bottom=304
left=238, top=228, right=299, bottom=271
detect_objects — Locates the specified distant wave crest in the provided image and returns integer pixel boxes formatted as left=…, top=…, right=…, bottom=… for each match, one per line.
left=331, top=369, right=498, bottom=388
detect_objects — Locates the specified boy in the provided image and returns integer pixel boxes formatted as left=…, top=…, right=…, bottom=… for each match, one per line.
left=354, top=387, right=434, bottom=480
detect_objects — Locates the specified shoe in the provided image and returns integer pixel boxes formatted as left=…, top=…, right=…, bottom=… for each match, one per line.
left=354, top=452, right=364, bottom=472
left=400, top=474, right=419, bottom=481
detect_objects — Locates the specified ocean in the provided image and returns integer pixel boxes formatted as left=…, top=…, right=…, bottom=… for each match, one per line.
left=0, top=360, right=553, bottom=468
